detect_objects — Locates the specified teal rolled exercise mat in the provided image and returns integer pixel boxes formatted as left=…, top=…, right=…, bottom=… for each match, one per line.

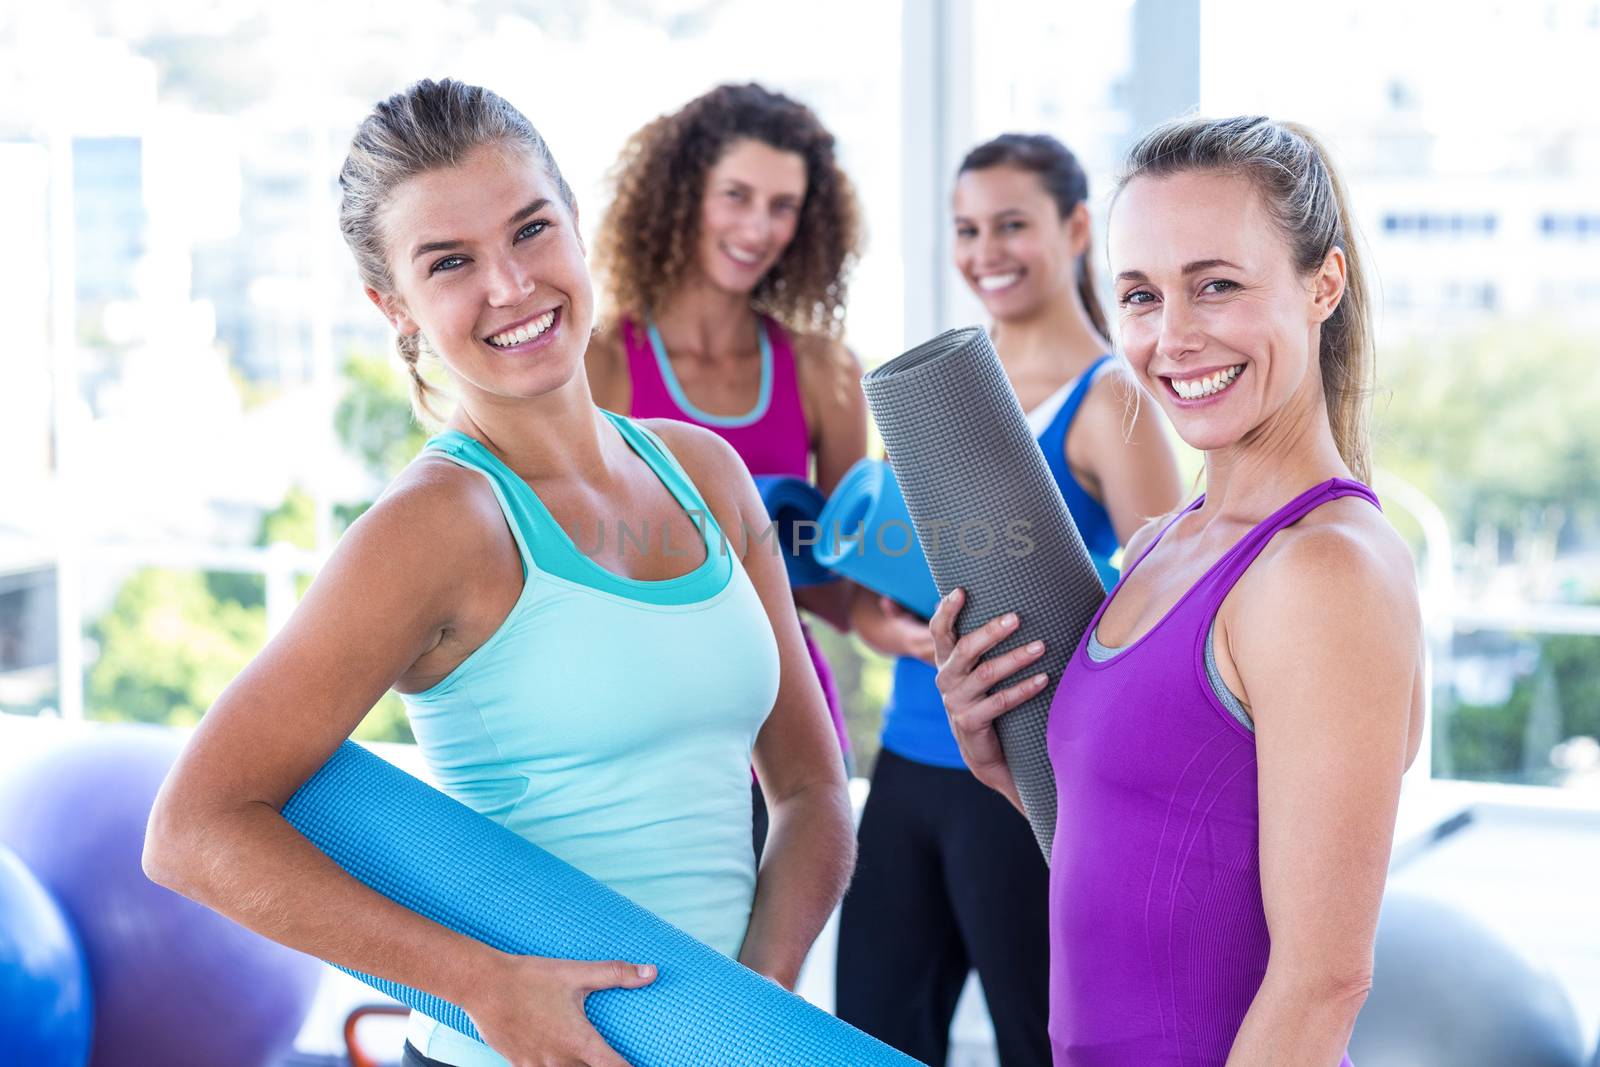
left=280, top=742, right=922, bottom=1066
left=814, top=458, right=941, bottom=620
left=752, top=476, right=835, bottom=588
left=860, top=326, right=1108, bottom=857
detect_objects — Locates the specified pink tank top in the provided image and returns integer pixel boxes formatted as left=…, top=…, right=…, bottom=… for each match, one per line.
left=622, top=316, right=810, bottom=479
left=1046, top=477, right=1377, bottom=1066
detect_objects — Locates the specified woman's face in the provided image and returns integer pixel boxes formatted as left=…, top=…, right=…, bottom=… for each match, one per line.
left=952, top=164, right=1085, bottom=321
left=368, top=143, right=593, bottom=408
left=1108, top=169, right=1344, bottom=456
left=694, top=138, right=807, bottom=296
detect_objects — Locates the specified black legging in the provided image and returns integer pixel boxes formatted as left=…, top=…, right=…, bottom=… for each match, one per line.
left=836, top=749, right=1050, bottom=1067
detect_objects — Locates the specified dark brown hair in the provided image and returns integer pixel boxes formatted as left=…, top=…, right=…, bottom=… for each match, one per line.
left=594, top=82, right=861, bottom=338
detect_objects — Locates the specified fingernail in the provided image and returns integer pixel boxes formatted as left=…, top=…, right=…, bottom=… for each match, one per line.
left=1003, top=613, right=1018, bottom=628
left=1034, top=673, right=1049, bottom=686
left=637, top=964, right=655, bottom=979
left=1027, top=641, right=1043, bottom=654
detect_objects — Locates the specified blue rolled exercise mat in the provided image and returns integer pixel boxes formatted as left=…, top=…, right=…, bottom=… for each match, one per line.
left=814, top=458, right=941, bottom=619
left=752, top=475, right=835, bottom=588
left=860, top=326, right=1108, bottom=858
left=280, top=742, right=923, bottom=1067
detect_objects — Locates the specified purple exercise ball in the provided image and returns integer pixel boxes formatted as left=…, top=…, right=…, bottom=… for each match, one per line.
left=0, top=724, right=323, bottom=1067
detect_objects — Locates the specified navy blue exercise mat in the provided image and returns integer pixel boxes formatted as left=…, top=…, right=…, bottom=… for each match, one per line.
left=860, top=326, right=1108, bottom=858
left=280, top=742, right=923, bottom=1066
left=752, top=475, right=835, bottom=588
left=814, top=458, right=940, bottom=619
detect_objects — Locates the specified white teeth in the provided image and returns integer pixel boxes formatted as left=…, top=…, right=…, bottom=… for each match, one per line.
left=724, top=244, right=762, bottom=265
left=978, top=272, right=1021, bottom=291
left=487, top=310, right=556, bottom=348
left=1171, top=364, right=1242, bottom=400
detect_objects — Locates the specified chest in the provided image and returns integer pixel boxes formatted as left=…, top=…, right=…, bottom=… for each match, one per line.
left=668, top=349, right=767, bottom=417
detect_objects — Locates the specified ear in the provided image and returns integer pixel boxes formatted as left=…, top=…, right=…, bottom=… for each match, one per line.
left=571, top=198, right=586, bottom=256
left=1064, top=201, right=1092, bottom=259
left=1309, top=246, right=1347, bottom=324
left=365, top=285, right=420, bottom=336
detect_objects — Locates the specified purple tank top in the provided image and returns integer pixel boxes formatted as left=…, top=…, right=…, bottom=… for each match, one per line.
left=622, top=316, right=810, bottom=479
left=623, top=315, right=851, bottom=760
left=1046, top=477, right=1377, bottom=1066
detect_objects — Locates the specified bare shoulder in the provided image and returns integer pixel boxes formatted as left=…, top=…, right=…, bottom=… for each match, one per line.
left=1241, top=494, right=1419, bottom=636
left=349, top=454, right=506, bottom=572
left=636, top=418, right=755, bottom=515
left=1121, top=506, right=1185, bottom=566
left=792, top=332, right=865, bottom=394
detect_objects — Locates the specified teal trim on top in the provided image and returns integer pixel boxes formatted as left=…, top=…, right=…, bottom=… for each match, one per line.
left=420, top=410, right=732, bottom=607
left=646, top=317, right=773, bottom=428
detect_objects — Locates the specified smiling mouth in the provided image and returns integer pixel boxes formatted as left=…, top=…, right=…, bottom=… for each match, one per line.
left=722, top=242, right=765, bottom=267
left=976, top=270, right=1022, bottom=292
left=485, top=308, right=558, bottom=348
left=1165, top=364, right=1245, bottom=401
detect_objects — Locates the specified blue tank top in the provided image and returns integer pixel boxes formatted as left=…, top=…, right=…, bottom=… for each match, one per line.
left=880, top=356, right=1119, bottom=769
left=400, top=410, right=781, bottom=1066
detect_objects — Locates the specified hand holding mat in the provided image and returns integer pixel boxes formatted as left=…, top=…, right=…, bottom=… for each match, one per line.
left=752, top=475, right=835, bottom=588
left=281, top=742, right=921, bottom=1066
left=861, top=326, right=1108, bottom=857
left=814, top=458, right=941, bottom=620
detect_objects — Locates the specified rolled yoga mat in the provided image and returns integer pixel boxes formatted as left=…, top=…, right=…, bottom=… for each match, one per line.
left=861, top=326, right=1108, bottom=857
left=813, top=458, right=941, bottom=619
left=752, top=475, right=835, bottom=588
left=281, top=742, right=920, bottom=1067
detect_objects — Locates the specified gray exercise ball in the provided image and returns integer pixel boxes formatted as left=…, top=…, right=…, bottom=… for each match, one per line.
left=1349, top=890, right=1584, bottom=1067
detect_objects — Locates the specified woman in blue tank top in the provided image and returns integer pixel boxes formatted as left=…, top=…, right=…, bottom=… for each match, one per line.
left=143, top=80, right=855, bottom=1067
left=836, top=134, right=1182, bottom=1065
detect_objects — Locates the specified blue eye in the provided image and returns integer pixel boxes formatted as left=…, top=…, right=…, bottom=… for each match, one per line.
left=430, top=255, right=466, bottom=275
left=516, top=220, right=549, bottom=241
left=1119, top=289, right=1155, bottom=306
left=1202, top=279, right=1239, bottom=295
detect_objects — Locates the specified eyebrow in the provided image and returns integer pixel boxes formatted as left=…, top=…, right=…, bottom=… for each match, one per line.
left=1115, top=258, right=1245, bottom=284
left=410, top=198, right=551, bottom=261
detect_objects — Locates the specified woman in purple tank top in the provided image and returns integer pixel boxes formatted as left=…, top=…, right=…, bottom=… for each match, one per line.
left=931, top=116, right=1427, bottom=1066
left=585, top=85, right=867, bottom=793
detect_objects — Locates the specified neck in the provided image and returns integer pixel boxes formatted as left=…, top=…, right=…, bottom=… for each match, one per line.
left=653, top=271, right=760, bottom=359
left=1197, top=382, right=1351, bottom=521
left=447, top=376, right=618, bottom=485
left=990, top=284, right=1107, bottom=381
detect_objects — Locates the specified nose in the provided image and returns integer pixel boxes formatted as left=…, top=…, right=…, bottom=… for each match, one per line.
left=1155, top=298, right=1203, bottom=363
left=484, top=253, right=535, bottom=308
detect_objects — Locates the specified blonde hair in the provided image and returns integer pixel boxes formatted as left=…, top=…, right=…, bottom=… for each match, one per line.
left=1116, top=116, right=1374, bottom=482
left=338, top=78, right=574, bottom=424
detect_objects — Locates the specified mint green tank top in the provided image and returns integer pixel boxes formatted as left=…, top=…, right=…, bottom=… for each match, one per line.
left=400, top=411, right=781, bottom=1066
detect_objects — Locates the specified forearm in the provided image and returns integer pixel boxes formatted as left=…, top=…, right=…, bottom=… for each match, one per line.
left=145, top=798, right=500, bottom=1006
left=737, top=782, right=855, bottom=987
left=794, top=579, right=853, bottom=633
left=1225, top=970, right=1368, bottom=1067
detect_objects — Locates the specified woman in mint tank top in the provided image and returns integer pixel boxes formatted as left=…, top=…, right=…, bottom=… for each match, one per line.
left=142, top=80, right=855, bottom=1067
left=931, top=117, right=1425, bottom=1067
left=839, top=134, right=1183, bottom=1067
left=585, top=83, right=870, bottom=840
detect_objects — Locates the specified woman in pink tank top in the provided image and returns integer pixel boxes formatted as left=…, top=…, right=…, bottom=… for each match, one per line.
left=931, top=117, right=1426, bottom=1066
left=586, top=84, right=867, bottom=795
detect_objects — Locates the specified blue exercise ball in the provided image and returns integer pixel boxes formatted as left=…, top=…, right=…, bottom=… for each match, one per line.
left=1350, top=890, right=1585, bottom=1067
left=0, top=725, right=323, bottom=1067
left=0, top=843, right=92, bottom=1066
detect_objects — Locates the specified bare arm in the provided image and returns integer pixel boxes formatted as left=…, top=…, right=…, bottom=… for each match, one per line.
left=1069, top=366, right=1186, bottom=543
left=1223, top=522, right=1422, bottom=1066
left=143, top=468, right=652, bottom=1067
left=652, top=421, right=855, bottom=987
left=792, top=337, right=871, bottom=632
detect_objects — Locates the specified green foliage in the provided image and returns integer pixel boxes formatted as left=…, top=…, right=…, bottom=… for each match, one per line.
left=87, top=568, right=265, bottom=727
left=1375, top=323, right=1600, bottom=545
left=335, top=349, right=430, bottom=482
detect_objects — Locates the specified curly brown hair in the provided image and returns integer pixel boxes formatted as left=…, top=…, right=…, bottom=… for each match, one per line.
left=594, top=82, right=862, bottom=339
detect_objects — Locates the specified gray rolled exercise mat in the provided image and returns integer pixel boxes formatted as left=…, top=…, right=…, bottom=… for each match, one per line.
left=860, top=326, right=1108, bottom=857
left=280, top=742, right=922, bottom=1066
